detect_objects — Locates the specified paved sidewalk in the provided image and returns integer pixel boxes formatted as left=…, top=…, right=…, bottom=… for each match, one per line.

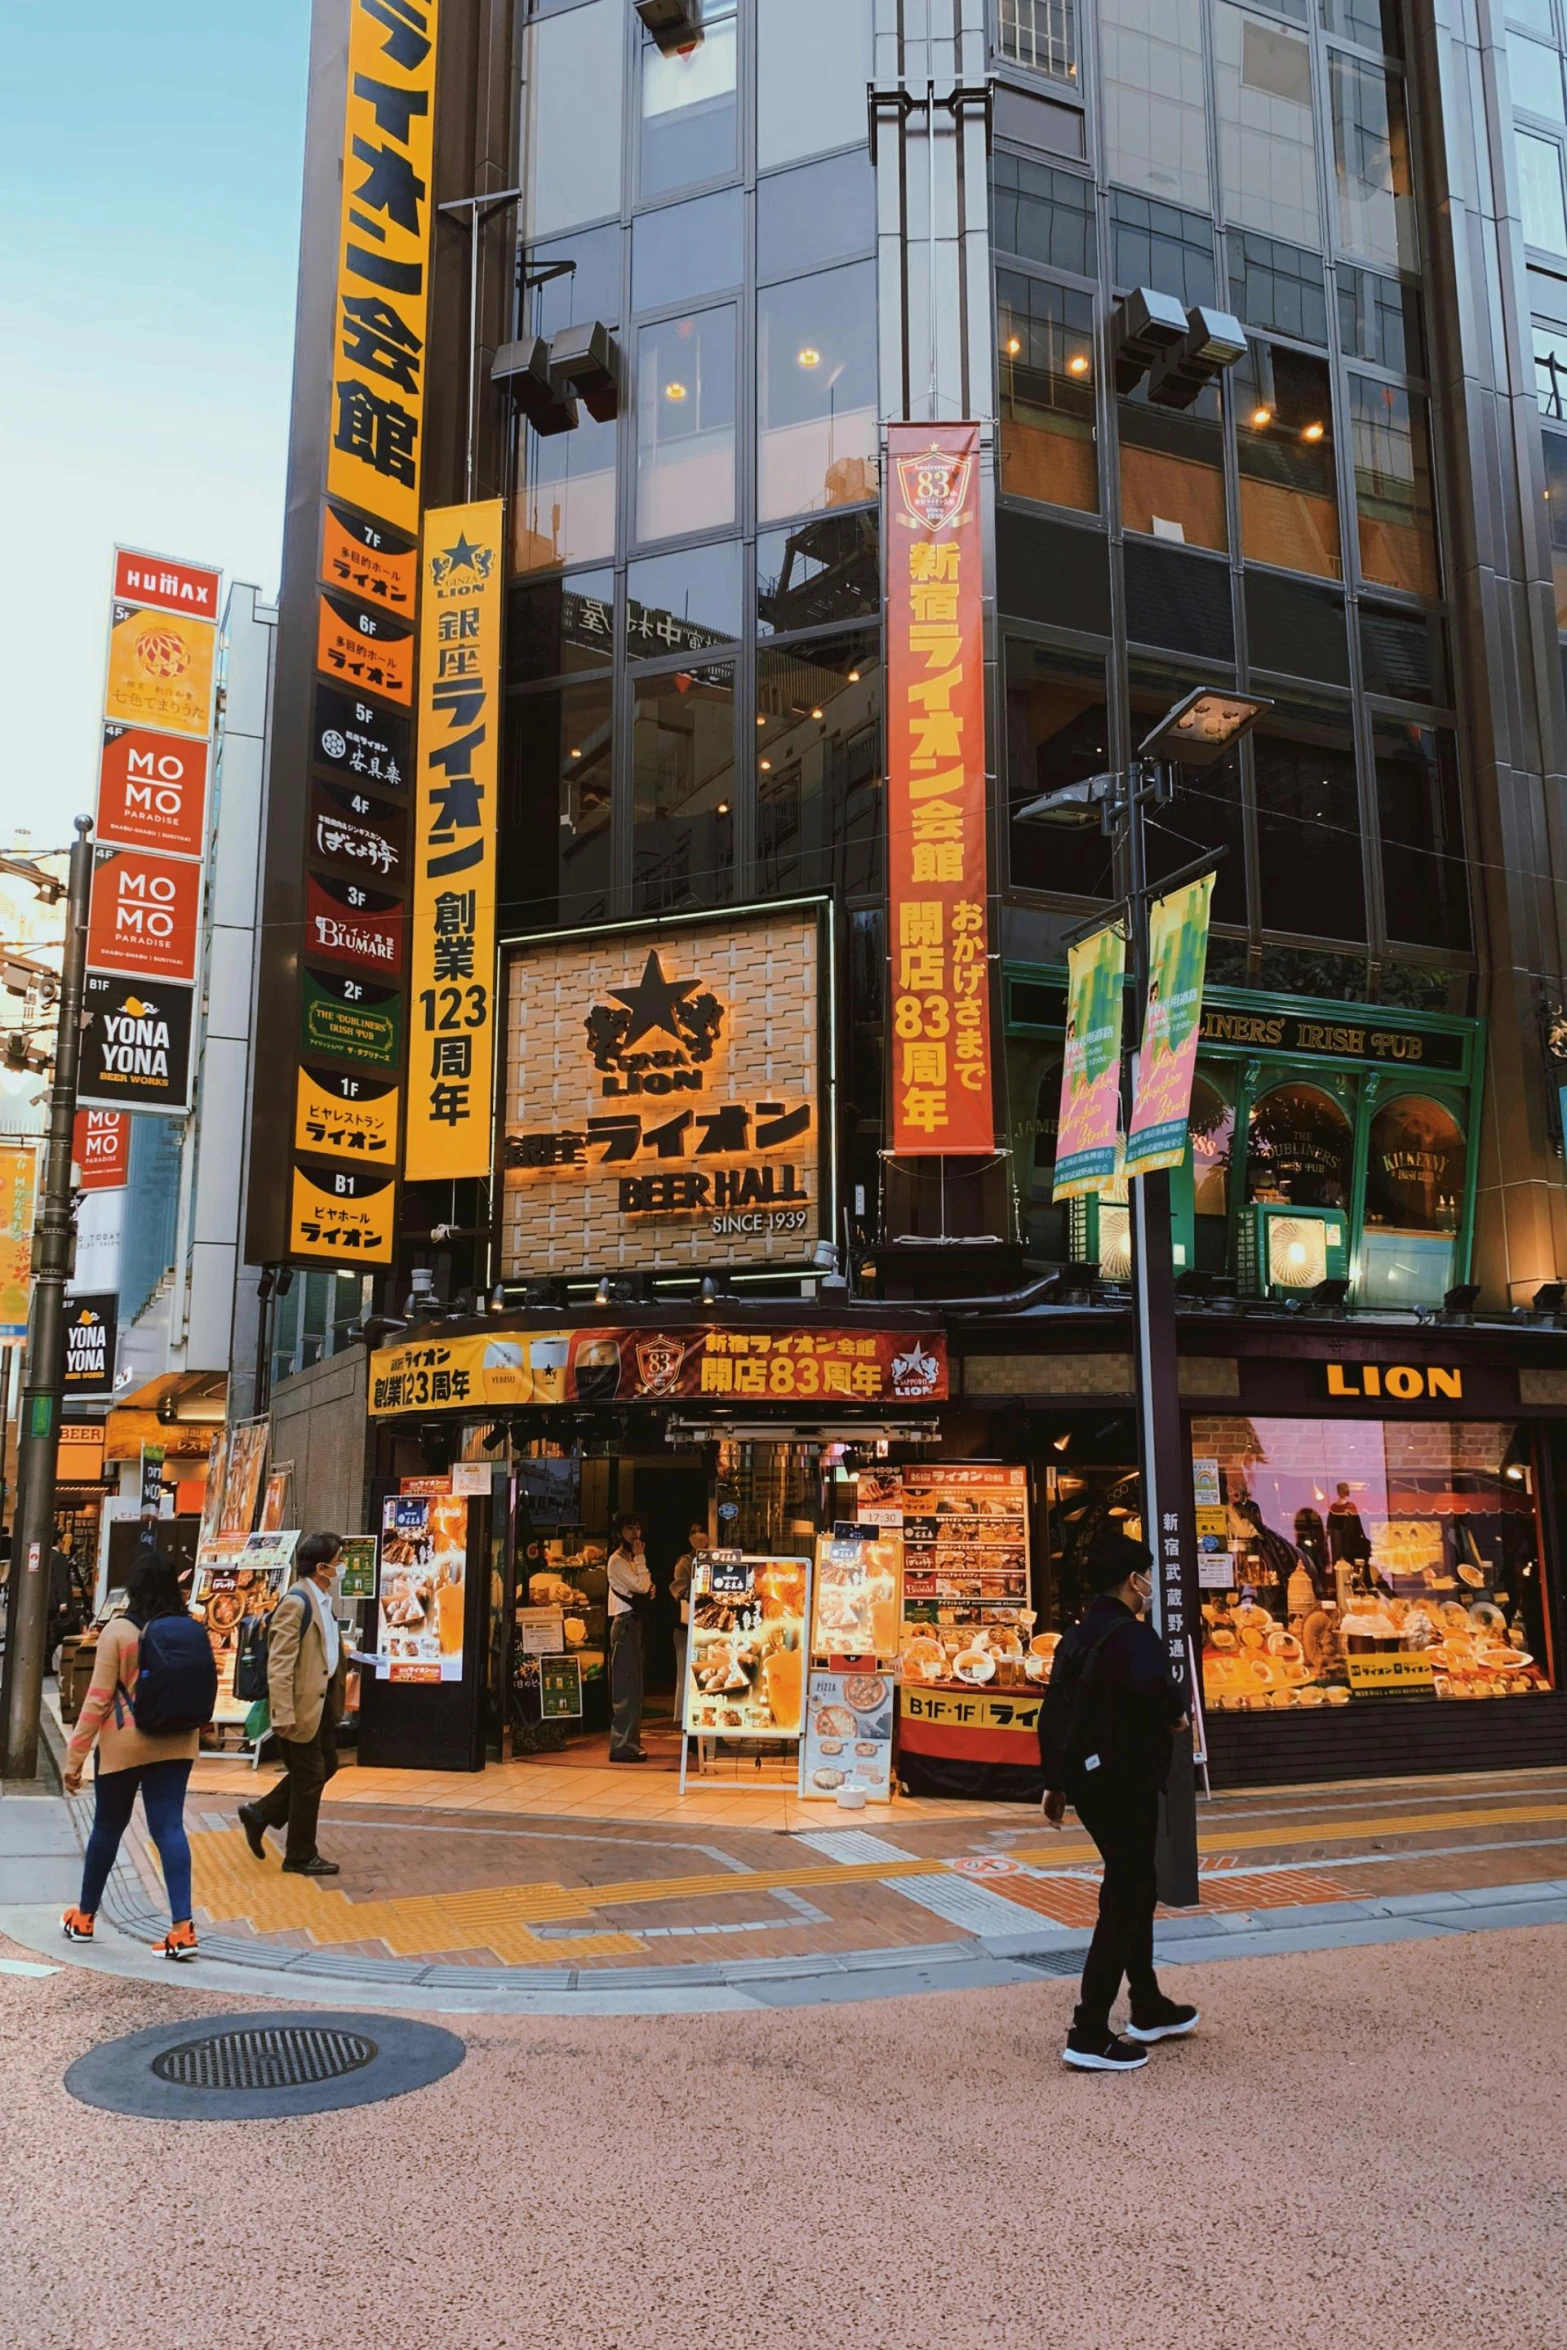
left=9, top=1760, right=1567, bottom=2012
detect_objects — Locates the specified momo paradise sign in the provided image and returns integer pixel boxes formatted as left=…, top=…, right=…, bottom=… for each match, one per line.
left=501, top=910, right=825, bottom=1275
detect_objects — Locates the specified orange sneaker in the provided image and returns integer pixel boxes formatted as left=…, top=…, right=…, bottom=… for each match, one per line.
left=60, top=1907, right=95, bottom=1943
left=154, top=1919, right=199, bottom=1962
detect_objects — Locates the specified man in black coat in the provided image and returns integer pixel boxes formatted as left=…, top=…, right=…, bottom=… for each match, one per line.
left=1039, top=1529, right=1199, bottom=2072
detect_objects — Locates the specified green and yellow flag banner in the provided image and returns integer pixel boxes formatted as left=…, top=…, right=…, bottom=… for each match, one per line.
left=1053, top=925, right=1126, bottom=1201
left=1125, top=872, right=1214, bottom=1178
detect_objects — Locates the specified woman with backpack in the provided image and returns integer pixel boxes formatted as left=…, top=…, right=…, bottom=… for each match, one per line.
left=60, top=1553, right=217, bottom=1961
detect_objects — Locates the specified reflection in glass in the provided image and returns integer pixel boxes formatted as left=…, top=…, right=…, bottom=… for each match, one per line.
left=640, top=1, right=737, bottom=197
left=1236, top=342, right=1341, bottom=579
left=625, top=541, right=742, bottom=658
left=757, top=509, right=880, bottom=635
left=1336, top=265, right=1424, bottom=373
left=1319, top=0, right=1402, bottom=51
left=991, top=154, right=1097, bottom=275
left=1003, top=1044, right=1067, bottom=1259
left=632, top=189, right=743, bottom=314
left=1119, top=381, right=1226, bottom=551
left=1190, top=1076, right=1234, bottom=1272
left=636, top=307, right=736, bottom=540
left=507, top=568, right=615, bottom=685
left=504, top=680, right=614, bottom=930
left=1365, top=1096, right=1465, bottom=1233
left=756, top=0, right=874, bottom=169
left=512, top=411, right=618, bottom=574
left=1374, top=719, right=1471, bottom=953
left=997, top=0, right=1077, bottom=80
left=1004, top=640, right=1113, bottom=897
left=632, top=665, right=735, bottom=912
left=1214, top=6, right=1319, bottom=250
left=757, top=151, right=877, bottom=279
left=997, top=273, right=1097, bottom=512
left=757, top=264, right=878, bottom=521
left=755, top=631, right=882, bottom=897
left=1535, top=323, right=1567, bottom=420
left=1517, top=129, right=1567, bottom=253
left=521, top=0, right=625, bottom=240
left=1329, top=53, right=1417, bottom=270
left=1228, top=229, right=1328, bottom=344
left=1253, top=699, right=1365, bottom=939
left=1509, top=30, right=1566, bottom=122
left=1100, top=0, right=1211, bottom=210
left=1544, top=431, right=1567, bottom=626
left=1246, top=1083, right=1354, bottom=1207
left=1109, top=190, right=1217, bottom=306
left=523, top=225, right=622, bottom=339
left=1349, top=377, right=1438, bottom=596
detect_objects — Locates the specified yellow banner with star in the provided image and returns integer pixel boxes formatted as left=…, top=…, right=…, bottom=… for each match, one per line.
left=405, top=500, right=503, bottom=1182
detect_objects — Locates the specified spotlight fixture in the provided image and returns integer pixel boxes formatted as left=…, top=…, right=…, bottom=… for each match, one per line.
left=1533, top=1280, right=1566, bottom=1313
left=1305, top=1276, right=1351, bottom=1314
left=594, top=1274, right=613, bottom=1305
left=1051, top=1431, right=1071, bottom=1454
left=1439, top=1281, right=1482, bottom=1324
left=635, top=0, right=705, bottom=56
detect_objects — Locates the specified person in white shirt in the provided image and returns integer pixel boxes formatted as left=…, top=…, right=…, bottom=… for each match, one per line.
left=239, top=1532, right=348, bottom=1873
left=605, top=1514, right=653, bottom=1762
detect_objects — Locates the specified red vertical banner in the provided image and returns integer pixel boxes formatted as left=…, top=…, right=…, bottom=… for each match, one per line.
left=885, top=424, right=994, bottom=1156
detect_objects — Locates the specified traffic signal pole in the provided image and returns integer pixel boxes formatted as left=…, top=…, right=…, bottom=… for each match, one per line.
left=2, top=817, right=93, bottom=1779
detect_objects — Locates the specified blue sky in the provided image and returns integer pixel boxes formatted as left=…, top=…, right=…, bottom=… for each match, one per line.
left=0, top=1, right=311, bottom=846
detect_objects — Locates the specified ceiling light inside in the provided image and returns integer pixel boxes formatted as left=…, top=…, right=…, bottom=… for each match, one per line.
left=797, top=346, right=821, bottom=368
left=664, top=380, right=688, bottom=401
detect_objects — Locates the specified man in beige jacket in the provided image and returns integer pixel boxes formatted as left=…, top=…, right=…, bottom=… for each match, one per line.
left=239, top=1532, right=348, bottom=1875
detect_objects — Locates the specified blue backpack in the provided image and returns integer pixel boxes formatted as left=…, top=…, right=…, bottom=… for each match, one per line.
left=128, top=1613, right=218, bottom=1735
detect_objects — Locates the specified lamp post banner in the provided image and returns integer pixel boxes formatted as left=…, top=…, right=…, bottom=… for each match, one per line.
left=1053, top=924, right=1126, bottom=1201
left=885, top=422, right=994, bottom=1156
left=1125, top=871, right=1214, bottom=1178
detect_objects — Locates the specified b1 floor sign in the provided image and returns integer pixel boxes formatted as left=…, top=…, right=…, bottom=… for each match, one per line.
left=77, top=973, right=194, bottom=1113
left=62, top=1294, right=117, bottom=1397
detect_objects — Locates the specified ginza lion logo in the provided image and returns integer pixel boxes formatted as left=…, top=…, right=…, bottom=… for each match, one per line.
left=895, top=448, right=972, bottom=531
left=429, top=531, right=494, bottom=588
left=584, top=949, right=725, bottom=1072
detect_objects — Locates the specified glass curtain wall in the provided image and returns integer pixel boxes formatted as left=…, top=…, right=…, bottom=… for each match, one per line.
left=991, top=0, right=1468, bottom=1000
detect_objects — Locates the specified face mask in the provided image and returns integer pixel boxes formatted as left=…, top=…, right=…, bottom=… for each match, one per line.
left=1129, top=1571, right=1152, bottom=1612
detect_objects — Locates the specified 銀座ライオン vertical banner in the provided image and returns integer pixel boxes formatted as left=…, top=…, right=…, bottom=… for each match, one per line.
left=1125, top=872, right=1214, bottom=1176
left=1053, top=924, right=1127, bottom=1201
left=326, top=0, right=439, bottom=537
left=885, top=424, right=994, bottom=1155
left=405, top=501, right=503, bottom=1181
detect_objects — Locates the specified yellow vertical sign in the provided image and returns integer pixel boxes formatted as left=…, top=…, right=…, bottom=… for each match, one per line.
left=406, top=500, right=503, bottom=1181
left=0, top=1145, right=38, bottom=1337
left=325, top=0, right=440, bottom=536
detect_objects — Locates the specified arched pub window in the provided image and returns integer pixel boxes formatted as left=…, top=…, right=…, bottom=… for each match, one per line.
left=1245, top=1081, right=1354, bottom=1209
left=1359, top=1092, right=1467, bottom=1308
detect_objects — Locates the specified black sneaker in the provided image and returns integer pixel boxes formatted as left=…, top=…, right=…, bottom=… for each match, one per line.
left=1126, top=1996, right=1200, bottom=2043
left=281, top=1854, right=341, bottom=1876
left=1062, top=2029, right=1149, bottom=2073
left=237, top=1804, right=267, bottom=1860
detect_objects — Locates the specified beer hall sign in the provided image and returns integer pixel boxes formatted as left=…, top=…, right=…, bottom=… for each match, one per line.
left=502, top=910, right=826, bottom=1274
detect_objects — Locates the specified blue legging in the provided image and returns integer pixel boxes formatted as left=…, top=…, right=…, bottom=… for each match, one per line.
left=80, top=1758, right=193, bottom=1923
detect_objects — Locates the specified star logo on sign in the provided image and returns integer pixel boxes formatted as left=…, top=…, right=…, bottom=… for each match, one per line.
left=609, top=951, right=700, bottom=1045
left=442, top=532, right=482, bottom=574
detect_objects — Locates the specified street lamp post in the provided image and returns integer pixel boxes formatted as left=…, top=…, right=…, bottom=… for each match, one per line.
left=2, top=815, right=94, bottom=1780
left=1018, top=691, right=1268, bottom=1907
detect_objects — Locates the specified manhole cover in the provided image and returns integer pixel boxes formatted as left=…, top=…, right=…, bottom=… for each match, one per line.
left=65, top=2011, right=463, bottom=2121
left=151, top=2025, right=378, bottom=2091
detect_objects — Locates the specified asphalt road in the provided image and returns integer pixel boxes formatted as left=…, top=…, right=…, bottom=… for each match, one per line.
left=4, top=1921, right=1563, bottom=2350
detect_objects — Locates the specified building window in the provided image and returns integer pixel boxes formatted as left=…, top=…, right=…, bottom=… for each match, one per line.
left=512, top=411, right=618, bottom=576
left=639, top=0, right=737, bottom=199
left=1349, top=376, right=1438, bottom=596
left=1109, top=190, right=1217, bottom=306
left=1328, top=52, right=1417, bottom=271
left=1543, top=430, right=1567, bottom=625
left=636, top=306, right=737, bottom=541
left=1534, top=321, right=1567, bottom=419
left=1120, top=378, right=1227, bottom=552
left=505, top=680, right=614, bottom=931
left=1100, top=0, right=1211, bottom=212
left=757, top=262, right=879, bottom=522
left=631, top=189, right=743, bottom=312
left=757, top=509, right=880, bottom=636
left=1228, top=229, right=1329, bottom=345
left=1319, top=0, right=1403, bottom=52
left=523, top=225, right=622, bottom=342
left=755, top=630, right=882, bottom=898
left=1191, top=1075, right=1235, bottom=1270
left=756, top=0, right=873, bottom=170
left=1252, top=697, right=1365, bottom=940
left=1214, top=6, right=1321, bottom=251
left=625, top=541, right=742, bottom=660
left=1518, top=129, right=1567, bottom=254
left=1246, top=1081, right=1355, bottom=1208
left=1365, top=1094, right=1465, bottom=1235
left=1236, top=343, right=1341, bottom=580
left=1374, top=719, right=1471, bottom=953
left=996, top=0, right=1077, bottom=82
left=997, top=272, right=1098, bottom=513
left=758, top=152, right=876, bottom=280
left=1509, top=28, right=1566, bottom=122
left=520, top=0, right=625, bottom=240
left=1336, top=265, right=1424, bottom=374
left=991, top=154, right=1096, bottom=277
left=1004, top=639, right=1113, bottom=897
left=631, top=665, right=735, bottom=912
left=507, top=566, right=616, bottom=684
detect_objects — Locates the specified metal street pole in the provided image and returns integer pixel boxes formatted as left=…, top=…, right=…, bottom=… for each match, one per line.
left=1123, top=765, right=1201, bottom=1909
left=2, top=816, right=93, bottom=1779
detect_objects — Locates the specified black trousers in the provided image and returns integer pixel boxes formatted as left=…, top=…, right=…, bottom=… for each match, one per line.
left=253, top=1716, right=338, bottom=1863
left=1070, top=1774, right=1161, bottom=2034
